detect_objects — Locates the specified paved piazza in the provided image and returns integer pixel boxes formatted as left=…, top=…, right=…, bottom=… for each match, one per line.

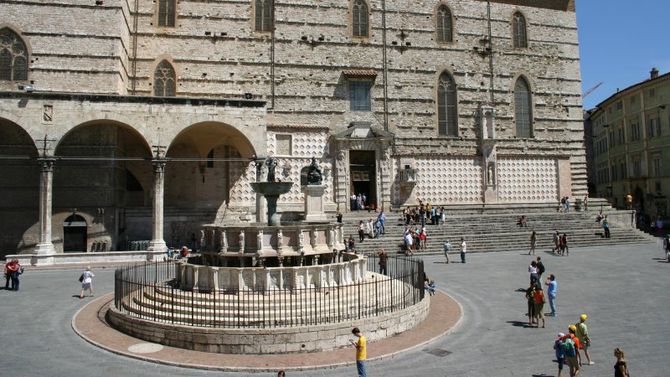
left=2, top=241, right=668, bottom=377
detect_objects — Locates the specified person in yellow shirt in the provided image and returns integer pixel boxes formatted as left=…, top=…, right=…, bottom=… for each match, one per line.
left=351, top=327, right=367, bottom=377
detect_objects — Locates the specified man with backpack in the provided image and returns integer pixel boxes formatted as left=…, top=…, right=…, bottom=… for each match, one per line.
left=562, top=325, right=582, bottom=376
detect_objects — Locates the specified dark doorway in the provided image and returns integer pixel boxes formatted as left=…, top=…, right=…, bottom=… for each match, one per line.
left=350, top=150, right=377, bottom=210
left=64, top=214, right=87, bottom=252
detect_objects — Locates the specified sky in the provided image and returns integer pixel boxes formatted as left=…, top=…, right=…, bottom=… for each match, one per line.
left=576, top=0, right=670, bottom=109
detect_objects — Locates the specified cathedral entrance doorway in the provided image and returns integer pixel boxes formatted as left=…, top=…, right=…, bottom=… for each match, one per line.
left=349, top=150, right=376, bottom=210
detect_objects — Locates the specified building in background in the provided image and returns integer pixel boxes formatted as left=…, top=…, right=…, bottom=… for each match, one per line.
left=587, top=68, right=670, bottom=227
left=0, top=0, right=585, bottom=257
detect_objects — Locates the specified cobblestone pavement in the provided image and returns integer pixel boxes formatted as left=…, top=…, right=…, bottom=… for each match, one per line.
left=1, top=240, right=668, bottom=377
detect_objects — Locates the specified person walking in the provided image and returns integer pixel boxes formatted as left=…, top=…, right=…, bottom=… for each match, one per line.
left=336, top=210, right=343, bottom=223
left=4, top=259, right=14, bottom=289
left=561, top=328, right=581, bottom=377
left=4, top=259, right=23, bottom=291
left=553, top=230, right=560, bottom=254
left=536, top=256, right=545, bottom=282
left=351, top=327, right=367, bottom=377
left=525, top=283, right=537, bottom=326
left=377, top=249, right=388, bottom=275
left=529, top=260, right=539, bottom=285
left=613, top=347, right=630, bottom=377
left=358, top=221, right=365, bottom=242
left=533, top=285, right=546, bottom=328
left=602, top=215, right=610, bottom=238
left=418, top=226, right=427, bottom=251
left=79, top=266, right=95, bottom=299
left=443, top=239, right=452, bottom=263
left=529, top=230, right=537, bottom=255
left=561, top=233, right=569, bottom=256
left=460, top=238, right=467, bottom=263
left=663, top=234, right=670, bottom=262
left=575, top=314, right=593, bottom=365
left=546, top=274, right=558, bottom=316
left=377, top=210, right=386, bottom=234
left=554, top=332, right=567, bottom=377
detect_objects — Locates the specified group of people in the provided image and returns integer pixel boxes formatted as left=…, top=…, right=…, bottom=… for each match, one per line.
left=525, top=257, right=549, bottom=327
left=355, top=210, right=387, bottom=243
left=3, top=259, right=24, bottom=291
left=553, top=314, right=597, bottom=377
left=402, top=225, right=428, bottom=254
left=552, top=231, right=570, bottom=255
left=350, top=193, right=368, bottom=211
left=402, top=202, right=446, bottom=226
left=559, top=196, right=572, bottom=212
left=442, top=238, right=467, bottom=263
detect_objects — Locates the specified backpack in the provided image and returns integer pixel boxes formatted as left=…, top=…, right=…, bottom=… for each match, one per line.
left=560, top=337, right=576, bottom=357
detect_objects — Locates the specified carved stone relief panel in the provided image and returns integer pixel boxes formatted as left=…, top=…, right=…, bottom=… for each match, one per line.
left=410, top=157, right=483, bottom=204
left=497, top=158, right=558, bottom=203
left=228, top=162, right=256, bottom=206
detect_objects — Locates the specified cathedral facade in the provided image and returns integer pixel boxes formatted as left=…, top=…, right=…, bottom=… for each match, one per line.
left=0, top=0, right=584, bottom=256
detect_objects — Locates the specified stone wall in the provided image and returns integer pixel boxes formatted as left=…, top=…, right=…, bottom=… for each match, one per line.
left=0, top=0, right=586, bottom=254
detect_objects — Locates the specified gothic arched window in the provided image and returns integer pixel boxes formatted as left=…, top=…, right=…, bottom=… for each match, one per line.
left=157, top=0, right=176, bottom=27
left=352, top=0, right=369, bottom=38
left=436, top=5, right=453, bottom=43
left=154, top=60, right=176, bottom=97
left=512, top=12, right=528, bottom=48
left=438, top=72, right=458, bottom=136
left=514, top=77, right=533, bottom=138
left=255, top=0, right=274, bottom=32
left=0, top=28, right=28, bottom=81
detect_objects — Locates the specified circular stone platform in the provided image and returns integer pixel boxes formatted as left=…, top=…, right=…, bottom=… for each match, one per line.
left=72, top=291, right=462, bottom=372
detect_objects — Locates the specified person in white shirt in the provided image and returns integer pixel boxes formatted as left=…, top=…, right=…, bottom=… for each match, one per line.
left=460, top=238, right=467, bottom=263
left=79, top=266, right=95, bottom=299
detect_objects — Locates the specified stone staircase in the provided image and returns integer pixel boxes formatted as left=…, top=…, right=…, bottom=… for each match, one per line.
left=339, top=205, right=654, bottom=256
left=118, top=271, right=415, bottom=328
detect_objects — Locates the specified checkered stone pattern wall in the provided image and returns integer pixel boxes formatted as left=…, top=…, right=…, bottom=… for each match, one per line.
left=412, top=157, right=483, bottom=204
left=497, top=158, right=558, bottom=203
left=228, top=162, right=256, bottom=206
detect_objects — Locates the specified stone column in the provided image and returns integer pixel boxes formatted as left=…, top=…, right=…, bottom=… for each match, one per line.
left=147, top=160, right=167, bottom=253
left=34, top=158, right=56, bottom=255
left=254, top=159, right=268, bottom=223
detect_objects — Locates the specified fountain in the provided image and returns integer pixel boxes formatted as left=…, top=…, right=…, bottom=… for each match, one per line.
left=108, top=158, right=430, bottom=355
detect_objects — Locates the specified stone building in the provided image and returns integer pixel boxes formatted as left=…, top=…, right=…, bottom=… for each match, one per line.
left=0, top=0, right=585, bottom=257
left=587, top=68, right=670, bottom=220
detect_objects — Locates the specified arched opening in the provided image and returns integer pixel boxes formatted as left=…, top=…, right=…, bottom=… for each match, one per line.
left=63, top=214, right=87, bottom=252
left=0, top=118, right=38, bottom=257
left=165, top=122, right=256, bottom=248
left=54, top=122, right=152, bottom=252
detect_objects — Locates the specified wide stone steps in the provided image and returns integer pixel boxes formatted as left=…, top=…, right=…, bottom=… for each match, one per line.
left=336, top=211, right=651, bottom=255
left=119, top=273, right=415, bottom=327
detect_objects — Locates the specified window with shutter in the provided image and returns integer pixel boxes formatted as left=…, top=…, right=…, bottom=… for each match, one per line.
left=0, top=28, right=28, bottom=81
left=437, top=72, right=458, bottom=136
left=514, top=77, right=533, bottom=138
